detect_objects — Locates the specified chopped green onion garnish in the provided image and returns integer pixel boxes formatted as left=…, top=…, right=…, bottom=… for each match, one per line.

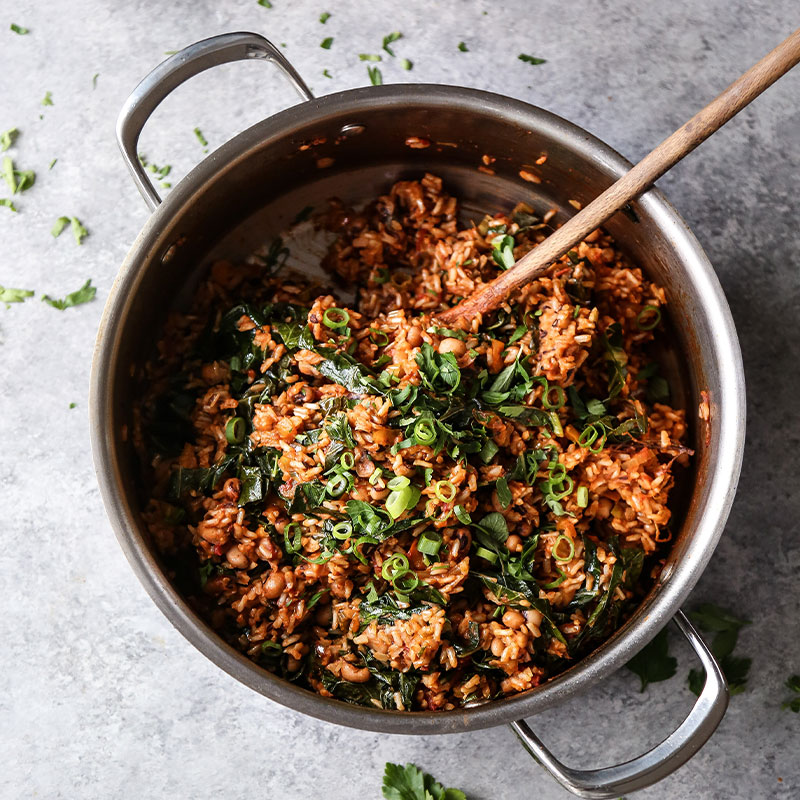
left=386, top=487, right=410, bottom=518
left=393, top=570, right=419, bottom=592
left=340, top=451, right=355, bottom=470
left=331, top=521, right=353, bottom=540
left=543, top=567, right=567, bottom=588
left=454, top=504, right=472, bottom=525
left=636, top=305, right=662, bottom=331
left=475, top=546, right=498, bottom=564
left=588, top=430, right=607, bottom=454
left=326, top=473, right=348, bottom=497
left=543, top=385, right=566, bottom=410
left=284, top=523, right=302, bottom=553
left=576, top=486, right=589, bottom=508
left=387, top=475, right=410, bottom=490
left=368, top=467, right=384, bottom=486
left=433, top=480, right=456, bottom=502
left=381, top=553, right=409, bottom=581
left=413, top=419, right=436, bottom=444
left=322, top=307, right=350, bottom=328
left=417, top=531, right=442, bottom=556
left=552, top=534, right=575, bottom=562
left=369, top=328, right=389, bottom=346
left=548, top=411, right=563, bottom=436
left=225, top=416, right=245, bottom=444
left=578, top=424, right=599, bottom=447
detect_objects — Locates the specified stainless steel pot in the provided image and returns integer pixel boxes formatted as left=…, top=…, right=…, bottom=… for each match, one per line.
left=90, top=33, right=746, bottom=799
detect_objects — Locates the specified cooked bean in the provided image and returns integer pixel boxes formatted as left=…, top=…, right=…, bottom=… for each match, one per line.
left=502, top=610, right=526, bottom=629
left=505, top=534, right=523, bottom=552
left=225, top=545, right=248, bottom=569
left=407, top=326, right=423, bottom=347
left=490, top=637, right=505, bottom=657
left=264, top=570, right=286, bottom=599
left=340, top=662, right=371, bottom=683
left=438, top=338, right=466, bottom=357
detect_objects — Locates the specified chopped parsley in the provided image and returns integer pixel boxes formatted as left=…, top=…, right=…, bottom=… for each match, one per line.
left=0, top=286, right=34, bottom=307
left=382, top=763, right=466, bottom=800
left=319, top=11, right=330, bottom=23
left=10, top=23, right=29, bottom=34
left=367, top=65, right=383, bottom=86
left=401, top=58, right=413, bottom=71
left=0, top=198, right=17, bottom=212
left=257, top=0, right=272, bottom=6
left=625, top=628, right=677, bottom=691
left=0, top=128, right=18, bottom=152
left=382, top=32, right=403, bottom=57
left=69, top=402, right=77, bottom=409
left=1, top=157, right=35, bottom=194
left=48, top=158, right=57, bottom=170
left=518, top=54, right=547, bottom=65
left=41, top=279, right=96, bottom=310
left=51, top=216, right=89, bottom=245
left=322, top=69, right=332, bottom=79
left=782, top=675, right=800, bottom=713
left=193, top=127, right=208, bottom=152
left=92, top=72, right=99, bottom=89
left=687, top=603, right=751, bottom=696
left=457, top=41, right=468, bottom=52
left=138, top=153, right=172, bottom=189
left=320, top=37, right=333, bottom=49
left=359, top=53, right=382, bottom=61
left=41, top=91, right=53, bottom=106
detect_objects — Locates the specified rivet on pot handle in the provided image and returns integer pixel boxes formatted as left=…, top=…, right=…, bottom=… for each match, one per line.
left=510, top=611, right=728, bottom=799
left=115, top=32, right=314, bottom=212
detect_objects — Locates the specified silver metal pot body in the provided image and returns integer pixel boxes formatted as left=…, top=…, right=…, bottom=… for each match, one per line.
left=91, top=33, right=745, bottom=799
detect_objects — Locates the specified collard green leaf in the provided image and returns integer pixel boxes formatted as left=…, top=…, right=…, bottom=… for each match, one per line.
left=625, top=628, right=677, bottom=692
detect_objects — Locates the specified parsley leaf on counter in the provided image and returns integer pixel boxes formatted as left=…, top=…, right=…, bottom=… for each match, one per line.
left=1, top=128, right=18, bottom=151
left=320, top=37, right=333, bottom=49
left=782, top=675, right=800, bottom=712
left=0, top=286, right=34, bottom=307
left=367, top=65, right=383, bottom=85
left=1, top=157, right=34, bottom=194
left=322, top=69, right=332, bottom=78
left=518, top=54, right=547, bottom=65
left=401, top=58, right=413, bottom=70
left=41, top=279, right=96, bottom=310
left=687, top=603, right=751, bottom=696
left=0, top=198, right=17, bottom=212
left=319, top=11, right=331, bottom=23
left=382, top=763, right=467, bottom=800
left=92, top=72, right=99, bottom=89
left=257, top=0, right=273, bottom=6
left=41, top=91, right=53, bottom=106
left=457, top=41, right=468, bottom=52
left=382, top=32, right=403, bottom=57
left=52, top=216, right=88, bottom=245
left=10, top=23, right=29, bottom=34
left=625, top=628, right=677, bottom=691
left=359, top=53, right=382, bottom=61
left=193, top=127, right=208, bottom=152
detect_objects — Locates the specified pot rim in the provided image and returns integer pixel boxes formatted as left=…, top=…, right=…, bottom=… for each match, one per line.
left=90, top=83, right=746, bottom=735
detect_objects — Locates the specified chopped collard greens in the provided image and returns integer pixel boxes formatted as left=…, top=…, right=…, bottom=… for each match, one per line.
left=139, top=174, right=690, bottom=712
left=383, top=763, right=466, bottom=800
left=782, top=675, right=800, bottom=713
left=41, top=279, right=96, bottom=310
left=51, top=216, right=88, bottom=245
left=518, top=54, right=547, bottom=65
left=625, top=628, right=676, bottom=691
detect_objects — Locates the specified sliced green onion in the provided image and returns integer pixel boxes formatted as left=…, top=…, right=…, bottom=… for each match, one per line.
left=284, top=522, right=302, bottom=554
left=418, top=531, right=442, bottom=556
left=578, top=424, right=599, bottom=447
left=413, top=418, right=436, bottom=445
left=588, top=430, right=607, bottom=454
left=381, top=553, right=409, bottom=581
left=392, top=570, right=420, bottom=592
left=340, top=451, right=355, bottom=470
left=576, top=486, right=589, bottom=508
left=368, top=467, right=384, bottom=486
left=225, top=416, right=245, bottom=444
left=548, top=411, right=564, bottom=436
left=636, top=305, right=662, bottom=331
left=543, top=385, right=566, bottom=410
left=550, top=474, right=574, bottom=500
left=369, top=328, right=389, bottom=346
left=326, top=473, right=348, bottom=497
left=475, top=546, right=499, bottom=564
left=387, top=475, right=410, bottom=491
left=331, top=521, right=353, bottom=540
left=386, top=488, right=410, bottom=518
left=373, top=267, right=389, bottom=284
left=454, top=504, right=472, bottom=525
left=434, top=480, right=456, bottom=502
left=552, top=534, right=575, bottom=562
left=543, top=567, right=567, bottom=589
left=549, top=462, right=567, bottom=482
left=322, top=307, right=350, bottom=329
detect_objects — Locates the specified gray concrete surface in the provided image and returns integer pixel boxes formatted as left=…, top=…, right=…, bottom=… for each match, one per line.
left=1, top=1, right=799, bottom=798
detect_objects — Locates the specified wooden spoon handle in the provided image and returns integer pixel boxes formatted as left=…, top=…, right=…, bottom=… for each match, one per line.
left=437, top=26, right=800, bottom=326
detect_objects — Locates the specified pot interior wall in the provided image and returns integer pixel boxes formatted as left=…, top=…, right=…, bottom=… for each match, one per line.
left=103, top=89, right=724, bottom=730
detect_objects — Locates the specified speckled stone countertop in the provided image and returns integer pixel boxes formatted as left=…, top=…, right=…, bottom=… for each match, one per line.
left=2, top=1, right=799, bottom=798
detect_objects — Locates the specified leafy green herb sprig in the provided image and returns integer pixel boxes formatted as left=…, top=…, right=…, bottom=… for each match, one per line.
left=382, top=763, right=466, bottom=800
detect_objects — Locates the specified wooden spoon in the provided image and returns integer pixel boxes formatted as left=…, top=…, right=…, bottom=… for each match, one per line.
left=436, top=27, right=800, bottom=327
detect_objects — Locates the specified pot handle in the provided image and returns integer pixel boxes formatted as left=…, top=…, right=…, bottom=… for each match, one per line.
left=116, top=32, right=314, bottom=212
left=510, top=611, right=728, bottom=799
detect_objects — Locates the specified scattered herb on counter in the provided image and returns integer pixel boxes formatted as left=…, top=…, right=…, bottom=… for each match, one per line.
left=322, top=69, right=332, bottom=78
left=193, top=127, right=208, bottom=152
left=518, top=54, right=547, bottom=65
left=69, top=402, right=77, bottom=409
left=782, top=675, right=800, bottom=712
left=457, top=41, right=468, bottom=52
left=382, top=763, right=467, bottom=800
left=401, top=58, right=413, bottom=70
left=10, top=23, right=29, bottom=34
left=687, top=603, right=751, bottom=696
left=2, top=157, right=35, bottom=194
left=382, top=31, right=403, bottom=57
left=49, top=158, right=57, bottom=170
left=257, top=0, right=273, bottom=6
left=359, top=53, right=382, bottom=61
left=0, top=198, right=17, bottom=212
left=41, top=278, right=96, bottom=310
left=367, top=65, right=383, bottom=85
left=320, top=37, right=333, bottom=49
left=52, top=216, right=88, bottom=245
left=625, top=628, right=677, bottom=691
left=138, top=153, right=172, bottom=188
left=319, top=11, right=330, bottom=23
left=1, top=128, right=18, bottom=152
left=0, top=286, right=34, bottom=307
left=41, top=91, right=53, bottom=106
left=92, top=72, right=99, bottom=89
